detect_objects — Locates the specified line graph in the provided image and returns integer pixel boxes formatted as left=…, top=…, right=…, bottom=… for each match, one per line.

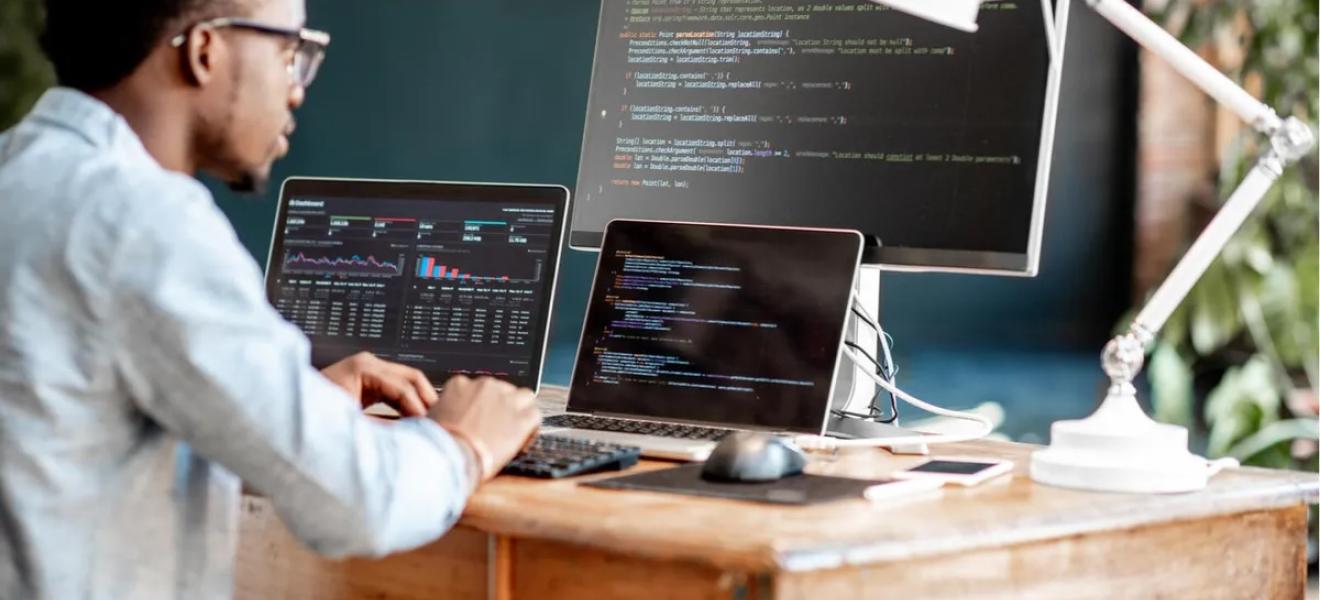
left=283, top=251, right=405, bottom=277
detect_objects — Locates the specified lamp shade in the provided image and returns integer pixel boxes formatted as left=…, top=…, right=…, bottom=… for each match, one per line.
left=870, top=0, right=984, bottom=32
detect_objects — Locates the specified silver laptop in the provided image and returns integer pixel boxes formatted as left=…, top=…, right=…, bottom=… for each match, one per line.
left=264, top=177, right=568, bottom=391
left=543, top=220, right=864, bottom=460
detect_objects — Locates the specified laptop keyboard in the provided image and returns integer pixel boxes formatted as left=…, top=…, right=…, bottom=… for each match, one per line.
left=502, top=435, right=641, bottom=479
left=543, top=414, right=734, bottom=441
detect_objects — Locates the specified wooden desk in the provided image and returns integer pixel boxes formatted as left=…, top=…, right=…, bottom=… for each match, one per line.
left=237, top=387, right=1318, bottom=599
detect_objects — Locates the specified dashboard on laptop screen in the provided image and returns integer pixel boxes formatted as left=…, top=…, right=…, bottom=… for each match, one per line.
left=266, top=179, right=567, bottom=389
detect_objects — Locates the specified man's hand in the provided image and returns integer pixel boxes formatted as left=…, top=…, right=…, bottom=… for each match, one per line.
left=321, top=352, right=439, bottom=417
left=428, top=375, right=539, bottom=482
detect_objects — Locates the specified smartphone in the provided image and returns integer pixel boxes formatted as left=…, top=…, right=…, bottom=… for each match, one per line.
left=891, top=458, right=1014, bottom=487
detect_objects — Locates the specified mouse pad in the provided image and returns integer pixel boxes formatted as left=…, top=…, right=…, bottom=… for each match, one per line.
left=583, top=465, right=882, bottom=505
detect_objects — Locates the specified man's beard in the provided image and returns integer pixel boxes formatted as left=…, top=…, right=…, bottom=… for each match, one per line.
left=206, top=60, right=269, bottom=196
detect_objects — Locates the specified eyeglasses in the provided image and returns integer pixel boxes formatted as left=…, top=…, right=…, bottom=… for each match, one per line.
left=170, top=17, right=330, bottom=88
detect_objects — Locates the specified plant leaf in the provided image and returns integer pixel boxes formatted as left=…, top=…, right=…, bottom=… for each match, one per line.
left=1190, top=260, right=1243, bottom=355
left=1257, top=261, right=1304, bottom=366
left=1204, top=357, right=1284, bottom=457
left=1226, top=418, right=1320, bottom=463
left=1149, top=343, right=1195, bottom=427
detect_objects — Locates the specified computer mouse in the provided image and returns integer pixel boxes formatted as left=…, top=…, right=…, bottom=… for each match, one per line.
left=700, top=432, right=808, bottom=482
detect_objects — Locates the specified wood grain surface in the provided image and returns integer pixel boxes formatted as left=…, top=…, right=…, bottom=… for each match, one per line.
left=235, top=386, right=1316, bottom=599
left=457, top=387, right=1317, bottom=572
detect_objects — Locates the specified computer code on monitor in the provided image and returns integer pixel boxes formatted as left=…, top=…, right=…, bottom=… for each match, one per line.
left=266, top=191, right=561, bottom=388
left=569, top=221, right=861, bottom=433
left=574, top=0, right=1055, bottom=270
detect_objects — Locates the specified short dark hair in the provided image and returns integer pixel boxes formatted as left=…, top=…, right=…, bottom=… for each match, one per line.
left=40, top=0, right=243, bottom=92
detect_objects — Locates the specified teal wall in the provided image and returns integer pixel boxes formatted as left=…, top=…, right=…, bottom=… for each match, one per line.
left=212, top=1, right=1135, bottom=386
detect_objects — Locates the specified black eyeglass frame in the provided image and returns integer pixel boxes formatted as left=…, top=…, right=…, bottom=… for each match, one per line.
left=169, top=17, right=330, bottom=88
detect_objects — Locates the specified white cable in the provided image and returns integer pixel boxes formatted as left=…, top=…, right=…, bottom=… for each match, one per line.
left=797, top=347, right=995, bottom=450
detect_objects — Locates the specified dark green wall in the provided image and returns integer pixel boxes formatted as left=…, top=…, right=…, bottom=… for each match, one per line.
left=211, top=1, right=605, bottom=376
left=210, top=1, right=1135, bottom=383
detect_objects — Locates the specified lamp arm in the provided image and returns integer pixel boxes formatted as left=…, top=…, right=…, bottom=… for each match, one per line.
left=1086, top=0, right=1316, bottom=382
left=1102, top=140, right=1312, bottom=401
left=1086, top=0, right=1282, bottom=134
left=1038, top=0, right=1060, bottom=65
left=1131, top=153, right=1290, bottom=338
left=1105, top=153, right=1287, bottom=387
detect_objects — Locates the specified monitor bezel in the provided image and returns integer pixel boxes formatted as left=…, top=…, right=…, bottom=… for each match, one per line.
left=268, top=176, right=571, bottom=393
left=568, top=0, right=1070, bottom=277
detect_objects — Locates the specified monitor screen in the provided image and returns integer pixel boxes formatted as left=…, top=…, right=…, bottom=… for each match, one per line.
left=266, top=178, right=568, bottom=389
left=568, top=221, right=862, bottom=433
left=572, top=0, right=1061, bottom=273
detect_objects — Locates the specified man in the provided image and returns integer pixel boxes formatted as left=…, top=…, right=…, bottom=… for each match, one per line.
left=0, top=0, right=541, bottom=597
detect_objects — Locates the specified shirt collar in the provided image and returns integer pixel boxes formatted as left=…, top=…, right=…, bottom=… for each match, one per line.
left=28, top=87, right=137, bottom=150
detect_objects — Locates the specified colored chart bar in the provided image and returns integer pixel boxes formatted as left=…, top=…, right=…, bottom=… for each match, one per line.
left=415, top=254, right=515, bottom=283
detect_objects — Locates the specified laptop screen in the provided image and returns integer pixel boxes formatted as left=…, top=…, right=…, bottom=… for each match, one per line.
left=567, top=220, right=862, bottom=434
left=266, top=178, right=568, bottom=390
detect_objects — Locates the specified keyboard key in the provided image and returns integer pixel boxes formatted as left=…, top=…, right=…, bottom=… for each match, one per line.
left=501, top=435, right=641, bottom=479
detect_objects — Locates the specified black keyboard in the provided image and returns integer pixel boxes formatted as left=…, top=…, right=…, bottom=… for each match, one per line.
left=501, top=435, right=641, bottom=479
left=543, top=414, right=734, bottom=441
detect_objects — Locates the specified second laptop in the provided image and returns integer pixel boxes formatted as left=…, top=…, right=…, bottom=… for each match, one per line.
left=543, top=220, right=864, bottom=461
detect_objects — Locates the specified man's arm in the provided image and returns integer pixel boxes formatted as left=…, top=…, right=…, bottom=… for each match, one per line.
left=105, top=187, right=504, bottom=557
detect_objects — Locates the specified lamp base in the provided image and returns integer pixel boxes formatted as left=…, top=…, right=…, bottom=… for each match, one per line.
left=1029, top=379, right=1230, bottom=494
left=1030, top=420, right=1213, bottom=494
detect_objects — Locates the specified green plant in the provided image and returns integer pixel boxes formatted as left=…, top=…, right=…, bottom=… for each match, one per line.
left=0, top=0, right=53, bottom=130
left=1141, top=0, right=1318, bottom=473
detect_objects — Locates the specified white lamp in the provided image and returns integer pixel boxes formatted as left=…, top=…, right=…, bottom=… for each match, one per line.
left=874, top=0, right=984, bottom=31
left=869, top=0, right=1315, bottom=493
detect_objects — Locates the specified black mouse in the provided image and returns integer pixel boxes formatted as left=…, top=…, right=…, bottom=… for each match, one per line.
left=700, top=432, right=808, bottom=482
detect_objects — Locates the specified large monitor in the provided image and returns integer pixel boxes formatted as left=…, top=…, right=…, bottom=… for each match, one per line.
left=572, top=0, right=1063, bottom=274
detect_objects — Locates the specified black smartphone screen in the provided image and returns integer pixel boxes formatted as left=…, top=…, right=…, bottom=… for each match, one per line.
left=908, top=460, right=1001, bottom=476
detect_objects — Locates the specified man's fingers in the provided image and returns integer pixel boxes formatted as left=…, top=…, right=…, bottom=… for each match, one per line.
left=441, top=374, right=472, bottom=397
left=391, top=387, right=429, bottom=417
left=517, top=389, right=540, bottom=448
left=394, top=363, right=438, bottom=407
left=365, top=370, right=428, bottom=417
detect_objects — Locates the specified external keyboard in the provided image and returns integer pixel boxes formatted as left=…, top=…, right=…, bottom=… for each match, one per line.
left=501, top=435, right=641, bottom=479
left=543, top=414, right=734, bottom=441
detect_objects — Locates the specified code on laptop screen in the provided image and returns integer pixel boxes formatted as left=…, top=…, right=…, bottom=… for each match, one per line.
left=569, top=221, right=861, bottom=433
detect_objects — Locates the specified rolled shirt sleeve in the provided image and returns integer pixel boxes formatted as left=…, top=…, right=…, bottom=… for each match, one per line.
left=106, top=181, right=472, bottom=558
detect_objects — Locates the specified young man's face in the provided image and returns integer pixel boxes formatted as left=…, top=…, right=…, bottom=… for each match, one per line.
left=197, top=0, right=308, bottom=192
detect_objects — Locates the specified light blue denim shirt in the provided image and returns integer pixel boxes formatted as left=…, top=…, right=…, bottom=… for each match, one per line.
left=0, top=88, right=473, bottom=599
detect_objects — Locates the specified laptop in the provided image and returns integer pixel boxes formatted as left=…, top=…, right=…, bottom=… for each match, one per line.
left=543, top=220, right=864, bottom=460
left=264, top=177, right=568, bottom=391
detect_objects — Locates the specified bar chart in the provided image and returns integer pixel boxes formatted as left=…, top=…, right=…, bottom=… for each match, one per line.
left=415, top=254, right=541, bottom=283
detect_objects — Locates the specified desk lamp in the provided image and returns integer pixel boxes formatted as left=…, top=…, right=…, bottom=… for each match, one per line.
left=869, top=0, right=1315, bottom=493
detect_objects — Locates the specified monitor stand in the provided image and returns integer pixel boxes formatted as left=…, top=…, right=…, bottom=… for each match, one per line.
left=826, top=265, right=929, bottom=455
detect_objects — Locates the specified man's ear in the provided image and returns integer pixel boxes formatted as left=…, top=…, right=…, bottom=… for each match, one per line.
left=180, top=26, right=224, bottom=87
